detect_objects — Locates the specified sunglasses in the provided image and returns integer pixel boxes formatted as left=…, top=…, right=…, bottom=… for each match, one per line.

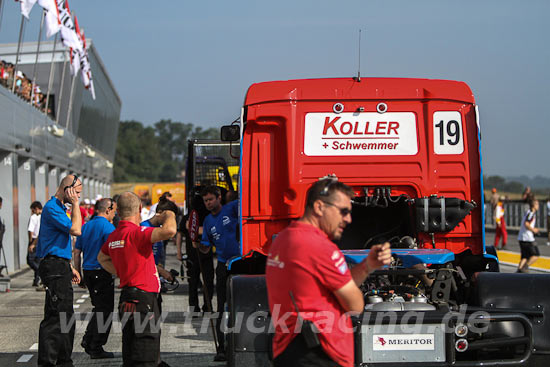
left=63, top=174, right=80, bottom=191
left=108, top=198, right=114, bottom=211
left=321, top=200, right=352, bottom=217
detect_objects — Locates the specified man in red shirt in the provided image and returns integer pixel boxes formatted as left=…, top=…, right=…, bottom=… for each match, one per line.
left=266, top=178, right=392, bottom=367
left=98, top=192, right=176, bottom=367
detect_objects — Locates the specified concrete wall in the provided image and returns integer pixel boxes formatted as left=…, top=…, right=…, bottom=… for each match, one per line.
left=0, top=158, right=113, bottom=273
left=17, top=158, right=31, bottom=265
left=0, top=152, right=16, bottom=272
left=35, top=163, right=47, bottom=204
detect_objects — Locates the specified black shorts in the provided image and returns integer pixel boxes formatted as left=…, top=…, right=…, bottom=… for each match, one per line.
left=519, top=241, right=539, bottom=259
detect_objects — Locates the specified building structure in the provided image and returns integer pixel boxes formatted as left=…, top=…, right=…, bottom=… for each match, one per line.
left=0, top=40, right=120, bottom=272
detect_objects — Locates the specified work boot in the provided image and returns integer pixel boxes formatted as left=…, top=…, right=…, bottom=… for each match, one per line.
left=214, top=351, right=226, bottom=362
left=89, top=348, right=114, bottom=359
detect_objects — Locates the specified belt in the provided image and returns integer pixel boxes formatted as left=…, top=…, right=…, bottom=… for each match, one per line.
left=43, top=254, right=70, bottom=262
left=122, top=286, right=156, bottom=295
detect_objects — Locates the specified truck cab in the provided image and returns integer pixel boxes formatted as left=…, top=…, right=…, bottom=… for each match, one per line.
left=187, top=77, right=550, bottom=366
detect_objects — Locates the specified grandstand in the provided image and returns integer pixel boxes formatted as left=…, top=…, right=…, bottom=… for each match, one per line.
left=0, top=40, right=120, bottom=272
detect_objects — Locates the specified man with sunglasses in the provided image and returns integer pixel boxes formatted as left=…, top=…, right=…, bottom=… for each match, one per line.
left=36, top=174, right=83, bottom=367
left=266, top=178, right=392, bottom=367
left=73, top=198, right=117, bottom=359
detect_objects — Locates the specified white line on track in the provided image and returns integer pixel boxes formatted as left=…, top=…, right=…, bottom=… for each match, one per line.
left=29, top=343, right=38, bottom=351
left=17, top=355, right=33, bottom=362
left=76, top=299, right=85, bottom=303
left=73, top=304, right=80, bottom=309
left=81, top=294, right=89, bottom=299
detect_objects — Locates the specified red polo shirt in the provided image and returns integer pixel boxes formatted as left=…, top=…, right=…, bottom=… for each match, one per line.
left=266, top=221, right=354, bottom=367
left=101, top=220, right=160, bottom=293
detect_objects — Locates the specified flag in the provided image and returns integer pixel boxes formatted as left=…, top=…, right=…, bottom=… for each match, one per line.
left=56, top=0, right=82, bottom=51
left=73, top=16, right=95, bottom=99
left=69, top=46, right=80, bottom=76
left=39, top=0, right=60, bottom=38
left=17, top=0, right=37, bottom=19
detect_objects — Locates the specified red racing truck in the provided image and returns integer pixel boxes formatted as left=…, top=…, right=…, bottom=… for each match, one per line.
left=186, top=77, right=550, bottom=366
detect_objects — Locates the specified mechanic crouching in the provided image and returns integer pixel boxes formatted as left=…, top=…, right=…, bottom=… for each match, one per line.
left=98, top=192, right=176, bottom=367
left=266, top=178, right=392, bottom=367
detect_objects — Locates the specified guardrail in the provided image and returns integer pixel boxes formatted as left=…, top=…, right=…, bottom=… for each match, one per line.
left=484, top=201, right=549, bottom=231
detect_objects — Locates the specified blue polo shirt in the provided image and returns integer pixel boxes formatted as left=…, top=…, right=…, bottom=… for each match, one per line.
left=37, top=196, right=73, bottom=260
left=201, top=200, right=240, bottom=263
left=140, top=219, right=163, bottom=265
left=75, top=216, right=115, bottom=270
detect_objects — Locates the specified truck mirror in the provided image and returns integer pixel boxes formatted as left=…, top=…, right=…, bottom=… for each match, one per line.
left=221, top=125, right=240, bottom=141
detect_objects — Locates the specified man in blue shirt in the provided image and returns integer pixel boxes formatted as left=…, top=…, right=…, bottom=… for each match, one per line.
left=36, top=174, right=83, bottom=367
left=198, top=185, right=240, bottom=361
left=73, top=198, right=116, bottom=359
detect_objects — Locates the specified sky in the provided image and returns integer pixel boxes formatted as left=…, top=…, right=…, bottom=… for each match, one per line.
left=0, top=0, right=548, bottom=178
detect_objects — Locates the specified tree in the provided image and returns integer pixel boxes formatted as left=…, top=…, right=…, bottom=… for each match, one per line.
left=114, top=121, right=163, bottom=182
left=114, top=119, right=221, bottom=182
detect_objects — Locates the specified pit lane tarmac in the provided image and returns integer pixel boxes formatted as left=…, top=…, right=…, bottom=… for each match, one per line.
left=0, top=245, right=222, bottom=367
left=1, top=234, right=549, bottom=366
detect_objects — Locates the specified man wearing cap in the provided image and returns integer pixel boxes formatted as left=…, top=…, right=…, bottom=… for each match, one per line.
left=36, top=174, right=83, bottom=367
left=73, top=198, right=117, bottom=359
left=98, top=192, right=177, bottom=367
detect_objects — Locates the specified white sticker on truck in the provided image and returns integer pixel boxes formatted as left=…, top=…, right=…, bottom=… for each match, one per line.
left=304, top=112, right=418, bottom=156
left=433, top=111, right=464, bottom=155
left=373, top=334, right=435, bottom=351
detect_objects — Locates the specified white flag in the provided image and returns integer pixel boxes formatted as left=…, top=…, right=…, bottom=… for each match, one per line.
left=73, top=18, right=95, bottom=99
left=70, top=47, right=80, bottom=76
left=18, top=0, right=37, bottom=19
left=56, top=0, right=82, bottom=51
left=39, top=0, right=60, bottom=38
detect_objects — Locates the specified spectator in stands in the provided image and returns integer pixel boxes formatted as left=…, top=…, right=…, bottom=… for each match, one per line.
left=0, top=61, right=9, bottom=87
left=5, top=63, right=14, bottom=89
left=0, top=58, right=51, bottom=113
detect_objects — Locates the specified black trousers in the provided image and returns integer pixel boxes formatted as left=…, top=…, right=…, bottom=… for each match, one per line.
left=38, top=256, right=75, bottom=367
left=185, top=238, right=214, bottom=312
left=27, top=247, right=41, bottom=284
left=82, top=269, right=114, bottom=352
left=273, top=334, right=340, bottom=367
left=119, top=287, right=161, bottom=367
left=215, top=261, right=228, bottom=352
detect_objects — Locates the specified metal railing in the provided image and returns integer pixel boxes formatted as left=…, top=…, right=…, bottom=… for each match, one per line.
left=484, top=201, right=549, bottom=231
